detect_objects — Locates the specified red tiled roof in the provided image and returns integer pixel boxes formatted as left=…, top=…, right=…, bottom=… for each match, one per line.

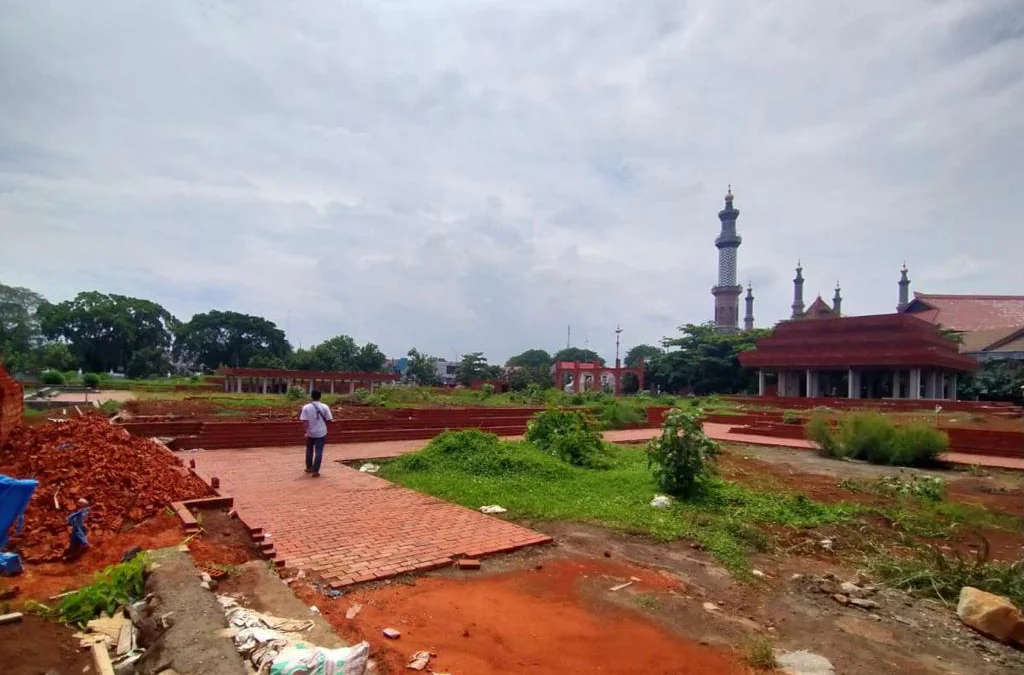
left=903, top=293, right=1024, bottom=332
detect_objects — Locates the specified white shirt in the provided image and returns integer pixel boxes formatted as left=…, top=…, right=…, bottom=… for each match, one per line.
left=299, top=401, right=333, bottom=438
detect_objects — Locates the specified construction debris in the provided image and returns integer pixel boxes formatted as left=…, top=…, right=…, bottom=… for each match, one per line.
left=406, top=650, right=431, bottom=671
left=383, top=628, right=401, bottom=639
left=609, top=582, right=633, bottom=592
left=478, top=504, right=507, bottom=514
left=0, top=417, right=212, bottom=561
left=0, top=611, right=23, bottom=625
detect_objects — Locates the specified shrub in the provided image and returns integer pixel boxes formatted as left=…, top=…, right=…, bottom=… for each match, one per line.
left=806, top=413, right=843, bottom=458
left=285, top=386, right=306, bottom=401
left=49, top=554, right=149, bottom=626
left=389, top=430, right=571, bottom=479
left=525, top=408, right=608, bottom=468
left=781, top=409, right=801, bottom=424
left=890, top=424, right=948, bottom=466
left=595, top=399, right=644, bottom=430
left=807, top=411, right=947, bottom=467
left=41, top=370, right=65, bottom=385
left=82, top=373, right=101, bottom=388
left=645, top=407, right=720, bottom=498
left=481, top=383, right=495, bottom=397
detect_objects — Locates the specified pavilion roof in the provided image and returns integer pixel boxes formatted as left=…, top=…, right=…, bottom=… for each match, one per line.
left=903, top=293, right=1024, bottom=332
left=738, top=313, right=979, bottom=371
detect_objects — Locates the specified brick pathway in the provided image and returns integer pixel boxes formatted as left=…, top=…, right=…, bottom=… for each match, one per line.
left=192, top=447, right=551, bottom=588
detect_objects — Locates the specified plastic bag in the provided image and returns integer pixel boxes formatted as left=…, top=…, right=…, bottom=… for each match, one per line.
left=68, top=507, right=90, bottom=548
left=649, top=495, right=672, bottom=509
left=270, top=641, right=370, bottom=675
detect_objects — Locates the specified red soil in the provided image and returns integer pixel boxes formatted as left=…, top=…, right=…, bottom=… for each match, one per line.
left=0, top=417, right=211, bottom=561
left=312, top=557, right=747, bottom=675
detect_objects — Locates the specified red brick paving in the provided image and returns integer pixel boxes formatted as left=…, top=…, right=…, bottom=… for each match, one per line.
left=192, top=447, right=551, bottom=588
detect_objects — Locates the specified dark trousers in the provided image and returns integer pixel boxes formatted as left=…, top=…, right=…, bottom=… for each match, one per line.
left=305, top=436, right=326, bottom=472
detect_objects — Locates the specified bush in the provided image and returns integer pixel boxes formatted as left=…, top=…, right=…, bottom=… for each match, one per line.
left=807, top=411, right=947, bottom=467
left=41, top=370, right=65, bottom=385
left=890, top=424, right=948, bottom=466
left=285, top=386, right=306, bottom=401
left=646, top=407, right=720, bottom=498
left=594, top=399, right=644, bottom=430
left=389, top=430, right=571, bottom=479
left=51, top=554, right=149, bottom=626
left=481, top=383, right=495, bottom=397
left=524, top=408, right=608, bottom=468
left=82, top=373, right=101, bottom=389
left=782, top=409, right=801, bottom=424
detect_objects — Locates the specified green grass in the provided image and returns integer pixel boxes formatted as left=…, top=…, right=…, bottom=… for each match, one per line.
left=743, top=635, right=778, bottom=670
left=382, top=434, right=859, bottom=576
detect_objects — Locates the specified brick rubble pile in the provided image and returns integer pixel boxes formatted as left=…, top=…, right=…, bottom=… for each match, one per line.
left=0, top=417, right=212, bottom=562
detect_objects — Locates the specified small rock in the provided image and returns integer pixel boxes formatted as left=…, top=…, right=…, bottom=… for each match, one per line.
left=790, top=574, right=804, bottom=582
left=957, top=587, right=1024, bottom=646
left=406, top=650, right=431, bottom=671
left=309, top=606, right=320, bottom=614
left=383, top=628, right=401, bottom=639
left=752, top=570, right=767, bottom=579
left=849, top=598, right=880, bottom=610
left=819, top=539, right=834, bottom=552
left=831, top=594, right=850, bottom=606
left=346, top=603, right=363, bottom=619
left=840, top=582, right=873, bottom=598
left=703, top=602, right=719, bottom=613
left=773, top=649, right=836, bottom=675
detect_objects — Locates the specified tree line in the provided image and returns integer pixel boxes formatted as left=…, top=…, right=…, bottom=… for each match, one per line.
left=1, top=281, right=776, bottom=395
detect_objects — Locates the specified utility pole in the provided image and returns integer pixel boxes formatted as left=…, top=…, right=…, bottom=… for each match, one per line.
left=567, top=325, right=571, bottom=349
left=615, top=324, right=623, bottom=367
left=584, top=334, right=589, bottom=362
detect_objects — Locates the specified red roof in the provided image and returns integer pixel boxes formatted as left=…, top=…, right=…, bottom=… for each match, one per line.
left=739, top=313, right=978, bottom=371
left=903, top=293, right=1024, bottom=332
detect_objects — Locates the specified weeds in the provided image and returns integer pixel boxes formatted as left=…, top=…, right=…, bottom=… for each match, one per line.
left=35, top=554, right=149, bottom=626
left=633, top=593, right=661, bottom=611
left=743, top=635, right=778, bottom=670
left=870, top=536, right=1024, bottom=607
left=525, top=409, right=609, bottom=468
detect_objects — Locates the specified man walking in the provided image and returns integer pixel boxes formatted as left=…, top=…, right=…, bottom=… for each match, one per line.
left=299, top=390, right=333, bottom=477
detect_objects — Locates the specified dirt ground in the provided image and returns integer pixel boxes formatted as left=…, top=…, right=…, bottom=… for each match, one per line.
left=305, top=523, right=1023, bottom=675
left=311, top=556, right=750, bottom=675
left=0, top=613, right=93, bottom=675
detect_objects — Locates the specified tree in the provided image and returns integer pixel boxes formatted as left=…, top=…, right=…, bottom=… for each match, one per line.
left=288, top=335, right=386, bottom=372
left=249, top=353, right=288, bottom=369
left=174, top=310, right=290, bottom=372
left=125, top=346, right=172, bottom=379
left=651, top=323, right=770, bottom=395
left=507, top=365, right=552, bottom=391
left=506, top=349, right=553, bottom=369
left=27, top=343, right=76, bottom=372
left=0, top=283, right=47, bottom=372
left=624, top=344, right=662, bottom=367
left=552, top=347, right=605, bottom=365
left=38, top=291, right=177, bottom=374
left=352, top=342, right=387, bottom=373
left=406, top=348, right=441, bottom=386
left=455, top=352, right=499, bottom=386
left=959, top=359, right=1024, bottom=403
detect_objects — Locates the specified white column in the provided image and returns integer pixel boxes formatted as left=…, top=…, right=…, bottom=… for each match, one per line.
left=236, top=377, right=243, bottom=393
left=224, top=377, right=230, bottom=393
left=805, top=370, right=813, bottom=398
left=308, top=379, right=314, bottom=394
left=951, top=373, right=958, bottom=400
left=261, top=378, right=267, bottom=394
left=330, top=379, right=335, bottom=394
left=758, top=369, right=766, bottom=396
left=348, top=381, right=356, bottom=395
left=909, top=368, right=921, bottom=399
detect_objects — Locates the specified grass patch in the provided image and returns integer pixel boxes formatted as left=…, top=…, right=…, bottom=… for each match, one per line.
left=383, top=433, right=859, bottom=576
left=743, top=635, right=778, bottom=670
left=633, top=593, right=661, bottom=611
left=807, top=411, right=948, bottom=467
left=869, top=537, right=1024, bottom=607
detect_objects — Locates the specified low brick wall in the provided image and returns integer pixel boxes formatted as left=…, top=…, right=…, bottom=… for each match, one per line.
left=724, top=395, right=1022, bottom=416
left=0, top=365, right=24, bottom=444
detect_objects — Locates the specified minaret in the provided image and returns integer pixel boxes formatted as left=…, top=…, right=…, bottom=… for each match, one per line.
left=743, top=283, right=755, bottom=331
left=791, top=261, right=805, bottom=319
left=897, top=263, right=911, bottom=312
left=712, top=185, right=743, bottom=333
left=832, top=281, right=842, bottom=316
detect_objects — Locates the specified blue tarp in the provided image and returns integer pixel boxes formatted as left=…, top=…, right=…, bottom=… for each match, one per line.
left=0, top=474, right=38, bottom=550
left=68, top=507, right=90, bottom=549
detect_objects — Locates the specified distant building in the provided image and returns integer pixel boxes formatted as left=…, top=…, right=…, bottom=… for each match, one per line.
left=433, top=358, right=458, bottom=385
left=898, top=291, right=1024, bottom=363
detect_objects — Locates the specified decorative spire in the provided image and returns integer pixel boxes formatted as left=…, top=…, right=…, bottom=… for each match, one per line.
left=791, top=261, right=806, bottom=319
left=743, top=282, right=755, bottom=331
left=712, top=185, right=742, bottom=333
left=725, top=184, right=733, bottom=202
left=832, top=280, right=842, bottom=316
left=897, top=263, right=911, bottom=312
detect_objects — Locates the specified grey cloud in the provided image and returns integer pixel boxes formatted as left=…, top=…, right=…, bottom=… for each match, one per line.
left=1, top=0, right=1023, bottom=362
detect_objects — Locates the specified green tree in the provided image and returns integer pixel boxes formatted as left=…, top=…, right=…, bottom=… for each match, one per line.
left=0, top=283, right=47, bottom=372
left=507, top=365, right=553, bottom=391
left=652, top=323, right=770, bottom=395
left=406, top=348, right=441, bottom=386
left=506, top=349, right=553, bottom=369
left=38, top=291, right=177, bottom=374
left=624, top=344, right=662, bottom=367
left=455, top=352, right=498, bottom=386
left=288, top=335, right=386, bottom=372
left=125, top=346, right=173, bottom=379
left=174, top=310, right=290, bottom=371
left=28, top=343, right=76, bottom=372
left=352, top=342, right=387, bottom=372
left=552, top=347, right=605, bottom=365
left=248, top=353, right=288, bottom=369
left=959, top=359, right=1024, bottom=403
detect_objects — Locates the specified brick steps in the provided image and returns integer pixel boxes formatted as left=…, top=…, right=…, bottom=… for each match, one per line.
left=174, top=424, right=532, bottom=449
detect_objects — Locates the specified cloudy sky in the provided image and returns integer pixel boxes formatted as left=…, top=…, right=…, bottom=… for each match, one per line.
left=2, top=1, right=1022, bottom=363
